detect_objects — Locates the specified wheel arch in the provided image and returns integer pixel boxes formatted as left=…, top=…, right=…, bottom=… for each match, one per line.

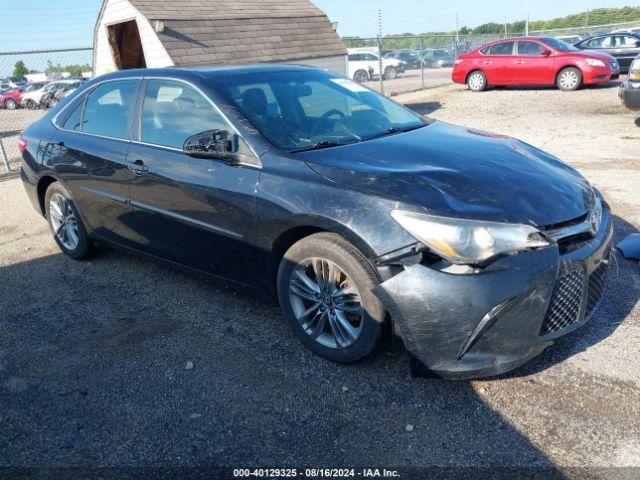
left=267, top=218, right=380, bottom=293
left=465, top=69, right=486, bottom=84
left=555, top=64, right=582, bottom=83
left=36, top=175, right=59, bottom=217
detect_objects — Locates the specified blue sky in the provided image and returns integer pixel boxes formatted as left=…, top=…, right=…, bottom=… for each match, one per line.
left=0, top=0, right=637, bottom=57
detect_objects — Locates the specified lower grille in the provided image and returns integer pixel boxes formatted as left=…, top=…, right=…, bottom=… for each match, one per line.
left=586, top=262, right=609, bottom=317
left=540, top=270, right=584, bottom=336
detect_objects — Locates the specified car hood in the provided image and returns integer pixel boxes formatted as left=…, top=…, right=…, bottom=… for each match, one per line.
left=298, top=121, right=594, bottom=227
left=575, top=50, right=616, bottom=62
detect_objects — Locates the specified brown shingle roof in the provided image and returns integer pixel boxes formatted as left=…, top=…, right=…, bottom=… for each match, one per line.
left=128, top=0, right=346, bottom=65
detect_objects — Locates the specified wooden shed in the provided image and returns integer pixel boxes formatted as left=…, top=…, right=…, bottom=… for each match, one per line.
left=92, top=0, right=347, bottom=77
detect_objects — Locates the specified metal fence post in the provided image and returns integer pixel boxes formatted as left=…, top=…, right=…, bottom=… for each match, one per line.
left=0, top=137, right=10, bottom=173
left=376, top=35, right=385, bottom=95
left=420, top=37, right=425, bottom=90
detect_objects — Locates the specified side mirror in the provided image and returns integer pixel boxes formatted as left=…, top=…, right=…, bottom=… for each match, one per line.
left=540, top=49, right=552, bottom=57
left=183, top=129, right=238, bottom=159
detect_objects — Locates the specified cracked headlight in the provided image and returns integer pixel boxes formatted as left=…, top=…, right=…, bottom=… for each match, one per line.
left=391, top=211, right=550, bottom=265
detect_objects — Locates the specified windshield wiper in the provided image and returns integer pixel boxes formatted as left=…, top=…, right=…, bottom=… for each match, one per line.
left=290, top=140, right=346, bottom=153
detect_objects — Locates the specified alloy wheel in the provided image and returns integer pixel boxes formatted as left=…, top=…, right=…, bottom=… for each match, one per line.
left=288, top=257, right=365, bottom=349
left=5, top=99, right=16, bottom=110
left=49, top=193, right=80, bottom=251
left=354, top=71, right=368, bottom=83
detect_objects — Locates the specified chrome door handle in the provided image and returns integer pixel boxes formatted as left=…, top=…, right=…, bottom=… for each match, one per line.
left=516, top=60, right=525, bottom=64
left=483, top=61, right=492, bottom=65
left=128, top=160, right=148, bottom=175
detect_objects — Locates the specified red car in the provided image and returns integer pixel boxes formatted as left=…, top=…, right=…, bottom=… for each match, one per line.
left=452, top=37, right=618, bottom=92
left=0, top=82, right=47, bottom=110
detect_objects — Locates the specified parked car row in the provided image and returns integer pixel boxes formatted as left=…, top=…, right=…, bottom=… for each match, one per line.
left=384, top=49, right=456, bottom=69
left=0, top=80, right=83, bottom=110
left=453, top=36, right=621, bottom=92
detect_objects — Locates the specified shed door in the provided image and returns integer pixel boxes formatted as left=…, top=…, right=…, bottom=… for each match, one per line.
left=107, top=20, right=146, bottom=70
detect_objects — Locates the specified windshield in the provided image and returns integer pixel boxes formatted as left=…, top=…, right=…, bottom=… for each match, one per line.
left=542, top=37, right=580, bottom=52
left=211, top=70, right=426, bottom=151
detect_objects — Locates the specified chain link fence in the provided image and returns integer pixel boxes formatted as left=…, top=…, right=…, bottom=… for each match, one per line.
left=343, top=18, right=640, bottom=96
left=0, top=47, right=92, bottom=174
left=1, top=17, right=639, bottom=175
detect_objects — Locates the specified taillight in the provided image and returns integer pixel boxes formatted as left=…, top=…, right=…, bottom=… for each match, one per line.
left=18, top=135, right=28, bottom=153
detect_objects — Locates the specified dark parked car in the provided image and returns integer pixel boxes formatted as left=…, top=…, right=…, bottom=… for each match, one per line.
left=20, top=66, right=613, bottom=379
left=619, top=54, right=640, bottom=109
left=385, top=50, right=422, bottom=69
left=574, top=33, right=640, bottom=73
left=423, top=49, right=456, bottom=68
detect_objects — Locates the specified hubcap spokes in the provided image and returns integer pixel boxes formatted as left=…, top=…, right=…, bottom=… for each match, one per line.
left=470, top=74, right=483, bottom=90
left=561, top=72, right=578, bottom=89
left=289, top=258, right=365, bottom=349
left=49, top=194, right=79, bottom=250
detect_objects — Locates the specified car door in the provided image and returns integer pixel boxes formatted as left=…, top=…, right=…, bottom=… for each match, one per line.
left=614, top=35, right=640, bottom=70
left=126, top=78, right=261, bottom=284
left=513, top=40, right=555, bottom=85
left=51, top=78, right=142, bottom=248
left=483, top=41, right=516, bottom=85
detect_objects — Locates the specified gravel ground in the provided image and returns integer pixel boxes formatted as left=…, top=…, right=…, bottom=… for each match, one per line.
left=1, top=80, right=639, bottom=476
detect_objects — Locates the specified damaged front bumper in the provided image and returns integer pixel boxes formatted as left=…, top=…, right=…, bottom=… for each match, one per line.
left=373, top=207, right=613, bottom=379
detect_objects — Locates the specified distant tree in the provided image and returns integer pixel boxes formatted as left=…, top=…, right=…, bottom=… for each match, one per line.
left=13, top=61, right=28, bottom=78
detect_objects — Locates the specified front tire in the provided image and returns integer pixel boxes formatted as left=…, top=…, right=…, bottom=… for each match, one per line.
left=353, top=70, right=369, bottom=83
left=44, top=182, right=93, bottom=260
left=25, top=99, right=37, bottom=109
left=467, top=70, right=487, bottom=92
left=277, top=233, right=387, bottom=364
left=557, top=67, right=582, bottom=91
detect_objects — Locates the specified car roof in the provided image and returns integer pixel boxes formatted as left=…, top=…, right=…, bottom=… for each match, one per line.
left=90, top=64, right=321, bottom=84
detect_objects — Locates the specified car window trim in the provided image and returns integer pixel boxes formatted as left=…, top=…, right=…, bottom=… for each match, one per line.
left=134, top=76, right=260, bottom=166
left=488, top=41, right=516, bottom=56
left=52, top=76, right=143, bottom=144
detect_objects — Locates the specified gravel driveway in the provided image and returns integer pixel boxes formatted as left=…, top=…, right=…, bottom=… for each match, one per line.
left=1, top=80, right=639, bottom=477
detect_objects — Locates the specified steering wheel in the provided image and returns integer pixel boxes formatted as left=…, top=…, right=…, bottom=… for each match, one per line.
left=310, top=109, right=346, bottom=137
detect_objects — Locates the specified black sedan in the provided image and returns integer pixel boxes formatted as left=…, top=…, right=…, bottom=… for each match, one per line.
left=574, top=32, right=640, bottom=73
left=20, top=66, right=613, bottom=379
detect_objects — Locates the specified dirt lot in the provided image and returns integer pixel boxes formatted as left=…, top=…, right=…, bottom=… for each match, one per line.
left=1, top=80, right=639, bottom=476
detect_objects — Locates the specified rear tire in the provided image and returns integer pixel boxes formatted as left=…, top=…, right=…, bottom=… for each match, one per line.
left=467, top=70, right=487, bottom=92
left=4, top=99, right=17, bottom=110
left=44, top=182, right=93, bottom=260
left=277, top=233, right=387, bottom=364
left=384, top=66, right=398, bottom=80
left=557, top=67, right=582, bottom=91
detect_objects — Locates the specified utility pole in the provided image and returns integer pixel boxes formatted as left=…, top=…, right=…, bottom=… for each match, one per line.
left=377, top=9, right=384, bottom=95
left=455, top=12, right=460, bottom=57
left=525, top=15, right=530, bottom=36
left=504, top=16, right=508, bottom=38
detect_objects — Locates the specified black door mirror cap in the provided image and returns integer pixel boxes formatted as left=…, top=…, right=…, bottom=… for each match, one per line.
left=183, top=129, right=239, bottom=159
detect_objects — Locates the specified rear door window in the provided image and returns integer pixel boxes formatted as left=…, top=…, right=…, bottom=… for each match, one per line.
left=488, top=42, right=515, bottom=55
left=82, top=80, right=139, bottom=139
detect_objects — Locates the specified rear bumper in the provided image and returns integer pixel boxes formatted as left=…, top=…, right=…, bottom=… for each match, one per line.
left=451, top=67, right=466, bottom=84
left=619, top=80, right=640, bottom=110
left=374, top=207, right=613, bottom=379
